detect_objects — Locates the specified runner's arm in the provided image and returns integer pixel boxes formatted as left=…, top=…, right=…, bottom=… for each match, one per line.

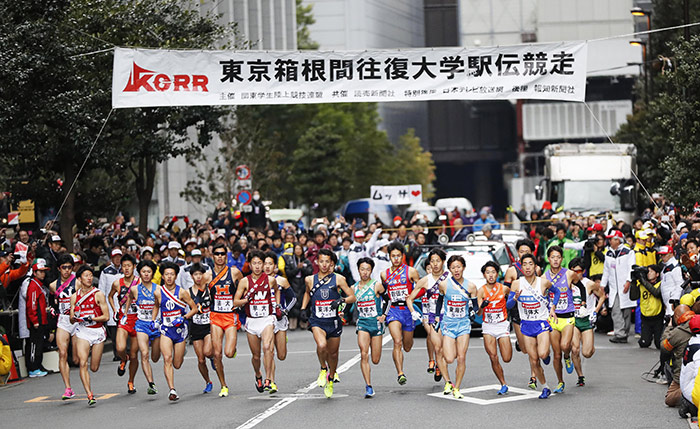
left=180, top=289, right=199, bottom=320
left=231, top=266, right=244, bottom=283
left=270, top=277, right=281, bottom=307
left=337, top=275, right=356, bottom=304
left=152, top=287, right=161, bottom=321
left=503, top=266, right=515, bottom=287
left=94, top=291, right=110, bottom=323
left=69, top=293, right=78, bottom=324
left=233, top=278, right=249, bottom=307
left=507, top=280, right=520, bottom=309
left=477, top=287, right=486, bottom=315
left=406, top=276, right=427, bottom=313
left=124, top=286, right=135, bottom=317
left=108, top=280, right=119, bottom=316
left=300, top=276, right=312, bottom=311
left=543, top=279, right=559, bottom=318
left=408, top=267, right=421, bottom=286
left=48, top=279, right=57, bottom=294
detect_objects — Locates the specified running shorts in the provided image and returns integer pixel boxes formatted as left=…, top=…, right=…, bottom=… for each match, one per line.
left=386, top=306, right=415, bottom=332
left=117, top=313, right=137, bottom=337
left=210, top=312, right=241, bottom=331
left=309, top=317, right=342, bottom=338
left=75, top=325, right=106, bottom=346
left=190, top=323, right=211, bottom=341
left=356, top=318, right=384, bottom=337
left=57, top=314, right=78, bottom=336
left=482, top=320, right=510, bottom=339
left=509, top=307, right=521, bottom=325
left=575, top=316, right=592, bottom=332
left=441, top=319, right=471, bottom=339
left=274, top=315, right=289, bottom=334
left=134, top=319, right=161, bottom=341
left=245, top=316, right=275, bottom=338
left=160, top=323, right=188, bottom=344
left=549, top=316, right=575, bottom=332
left=520, top=319, right=552, bottom=338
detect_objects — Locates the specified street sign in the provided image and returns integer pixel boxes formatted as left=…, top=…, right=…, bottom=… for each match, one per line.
left=236, top=190, right=252, bottom=205
left=234, top=179, right=252, bottom=192
left=7, top=212, right=19, bottom=225
left=235, top=165, right=251, bottom=180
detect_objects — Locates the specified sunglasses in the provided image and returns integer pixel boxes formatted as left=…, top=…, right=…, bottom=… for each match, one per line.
left=213, top=252, right=227, bottom=256
left=60, top=265, right=73, bottom=270
left=573, top=269, right=584, bottom=273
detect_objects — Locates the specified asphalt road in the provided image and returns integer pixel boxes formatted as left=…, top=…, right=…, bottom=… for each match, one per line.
left=0, top=328, right=689, bottom=429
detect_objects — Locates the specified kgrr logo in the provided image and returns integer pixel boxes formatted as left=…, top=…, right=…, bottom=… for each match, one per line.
left=123, top=62, right=208, bottom=92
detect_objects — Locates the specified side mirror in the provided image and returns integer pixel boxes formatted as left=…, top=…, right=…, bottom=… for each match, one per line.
left=610, top=182, right=621, bottom=196
left=535, top=185, right=543, bottom=200
left=620, top=181, right=636, bottom=211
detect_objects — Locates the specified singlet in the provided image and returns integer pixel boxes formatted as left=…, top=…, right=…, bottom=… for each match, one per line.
left=310, top=273, right=340, bottom=321
left=56, top=275, right=76, bottom=315
left=160, top=284, right=186, bottom=327
left=385, top=264, right=413, bottom=305
left=209, top=267, right=236, bottom=314
left=481, top=283, right=507, bottom=324
left=136, top=282, right=157, bottom=322
left=245, top=273, right=274, bottom=318
left=354, top=280, right=380, bottom=320
left=546, top=268, right=574, bottom=314
left=75, top=287, right=102, bottom=328
left=517, top=277, right=550, bottom=321
left=442, top=277, right=471, bottom=323
left=118, top=277, right=138, bottom=315
left=421, top=272, right=445, bottom=317
left=572, top=280, right=589, bottom=319
left=512, top=262, right=524, bottom=279
left=189, top=286, right=211, bottom=325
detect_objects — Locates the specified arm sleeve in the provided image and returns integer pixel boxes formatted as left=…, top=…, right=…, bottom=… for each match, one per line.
left=26, top=284, right=38, bottom=326
left=366, top=229, right=381, bottom=256
left=282, top=287, right=297, bottom=312
left=548, top=285, right=561, bottom=308
left=348, top=249, right=361, bottom=284
left=506, top=291, right=518, bottom=309
left=563, top=241, right=585, bottom=251
left=435, top=294, right=445, bottom=316
left=601, top=258, right=609, bottom=288
left=639, top=279, right=662, bottom=298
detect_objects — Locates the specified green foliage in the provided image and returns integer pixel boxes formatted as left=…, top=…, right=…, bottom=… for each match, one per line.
left=296, top=0, right=319, bottom=50
left=391, top=129, right=436, bottom=200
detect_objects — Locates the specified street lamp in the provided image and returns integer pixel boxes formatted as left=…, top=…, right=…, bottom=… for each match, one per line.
left=631, top=7, right=653, bottom=95
left=629, top=40, right=648, bottom=103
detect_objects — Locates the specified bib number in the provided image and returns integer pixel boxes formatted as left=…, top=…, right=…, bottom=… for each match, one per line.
left=555, top=295, right=568, bottom=312
left=214, top=297, right=233, bottom=312
left=138, top=304, right=153, bottom=321
left=389, top=288, right=407, bottom=303
left=357, top=300, right=378, bottom=318
left=314, top=300, right=335, bottom=318
left=446, top=300, right=466, bottom=319
left=484, top=309, right=504, bottom=324
left=163, top=310, right=180, bottom=326
left=193, top=312, right=210, bottom=325
left=250, top=303, right=270, bottom=318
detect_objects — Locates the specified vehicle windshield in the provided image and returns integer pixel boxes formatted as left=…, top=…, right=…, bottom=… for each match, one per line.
left=554, top=181, right=621, bottom=212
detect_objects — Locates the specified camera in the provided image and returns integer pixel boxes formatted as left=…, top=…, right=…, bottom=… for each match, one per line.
left=631, top=264, right=649, bottom=280
left=583, top=237, right=596, bottom=252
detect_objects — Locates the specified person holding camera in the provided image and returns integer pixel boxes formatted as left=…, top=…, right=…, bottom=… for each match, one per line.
left=629, top=264, right=664, bottom=348
left=602, top=229, right=636, bottom=343
left=659, top=245, right=684, bottom=320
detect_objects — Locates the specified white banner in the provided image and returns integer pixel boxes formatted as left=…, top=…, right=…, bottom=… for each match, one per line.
left=371, top=185, right=423, bottom=205
left=112, top=42, right=588, bottom=108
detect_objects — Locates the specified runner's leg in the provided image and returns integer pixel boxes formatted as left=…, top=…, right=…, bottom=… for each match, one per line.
left=89, top=341, right=104, bottom=372
left=453, top=334, right=469, bottom=389
left=261, top=325, right=275, bottom=381
left=211, top=325, right=227, bottom=387
left=224, top=326, right=238, bottom=358
left=430, top=327, right=451, bottom=383
left=550, top=328, right=563, bottom=384
left=581, top=329, right=595, bottom=358
left=136, top=332, right=153, bottom=383
left=173, top=339, right=186, bottom=369
left=484, top=334, right=506, bottom=385
left=311, top=327, right=329, bottom=369
left=115, top=328, right=128, bottom=361
left=193, top=339, right=211, bottom=384
left=370, top=334, right=383, bottom=365
left=161, top=335, right=175, bottom=390
left=248, top=332, right=263, bottom=378
left=75, top=338, right=92, bottom=396
left=151, top=336, right=161, bottom=363
left=358, top=330, right=371, bottom=386
left=127, top=335, right=139, bottom=383
left=388, top=321, right=405, bottom=375
left=572, top=328, right=583, bottom=377
left=275, top=329, right=287, bottom=361
left=56, top=328, right=72, bottom=389
left=326, top=336, right=341, bottom=380
left=498, top=336, right=513, bottom=363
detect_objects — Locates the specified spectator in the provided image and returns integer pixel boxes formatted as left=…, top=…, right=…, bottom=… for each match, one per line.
left=282, top=243, right=312, bottom=330
left=248, top=190, right=267, bottom=230
left=481, top=223, right=502, bottom=242
left=602, top=229, right=635, bottom=344
left=629, top=264, right=664, bottom=349
left=451, top=218, right=470, bottom=242
left=0, top=249, right=31, bottom=291
left=679, top=315, right=700, bottom=421
left=25, top=258, right=50, bottom=377
left=306, top=230, right=331, bottom=275
left=662, top=304, right=695, bottom=407
left=37, top=234, right=63, bottom=285
left=659, top=245, right=684, bottom=319
left=347, top=230, right=368, bottom=284
left=1, top=334, right=12, bottom=384
left=472, top=207, right=500, bottom=232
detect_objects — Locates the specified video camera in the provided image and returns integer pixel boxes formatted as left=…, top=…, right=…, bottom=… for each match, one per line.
left=630, top=264, right=649, bottom=281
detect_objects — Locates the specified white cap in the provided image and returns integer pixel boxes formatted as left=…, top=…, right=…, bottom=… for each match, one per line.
left=191, top=249, right=202, bottom=257
left=185, top=238, right=197, bottom=246
left=49, top=235, right=62, bottom=243
left=375, top=238, right=391, bottom=249
left=168, top=241, right=182, bottom=250
left=111, top=249, right=123, bottom=257
left=141, top=246, right=154, bottom=255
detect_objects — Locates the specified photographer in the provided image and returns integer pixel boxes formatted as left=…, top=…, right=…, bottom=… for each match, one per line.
left=629, top=264, right=664, bottom=348
left=661, top=305, right=695, bottom=408
left=0, top=249, right=31, bottom=291
left=659, top=246, right=684, bottom=320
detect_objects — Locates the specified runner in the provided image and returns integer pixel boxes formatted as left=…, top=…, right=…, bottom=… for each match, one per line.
left=108, top=254, right=140, bottom=394
left=48, top=254, right=79, bottom=399
left=381, top=242, right=420, bottom=385
left=503, top=239, right=541, bottom=387
left=353, top=257, right=385, bottom=398
left=188, top=263, right=215, bottom=393
left=152, top=261, right=198, bottom=401
left=508, top=253, right=559, bottom=399
left=124, top=260, right=161, bottom=395
left=569, top=257, right=605, bottom=387
left=234, top=250, right=280, bottom=394
left=545, top=245, right=578, bottom=394
left=477, top=260, right=512, bottom=395
left=407, top=248, right=454, bottom=394
left=421, top=264, right=437, bottom=377
left=69, top=266, right=110, bottom=406
left=208, top=243, right=244, bottom=397
left=263, top=252, right=297, bottom=377
left=299, top=248, right=356, bottom=398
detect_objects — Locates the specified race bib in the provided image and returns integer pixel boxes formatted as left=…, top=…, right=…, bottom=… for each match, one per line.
left=446, top=299, right=466, bottom=319
left=213, top=296, right=233, bottom=312
left=314, top=300, right=335, bottom=318
left=555, top=295, right=569, bottom=312
left=162, top=310, right=180, bottom=326
left=521, top=303, right=542, bottom=321
left=389, top=287, right=408, bottom=303
left=138, top=303, right=154, bottom=321
left=192, top=312, right=210, bottom=325
left=357, top=300, right=378, bottom=318
left=484, top=309, right=505, bottom=324
left=574, top=301, right=587, bottom=318
left=58, top=298, right=71, bottom=315
left=250, top=303, right=270, bottom=318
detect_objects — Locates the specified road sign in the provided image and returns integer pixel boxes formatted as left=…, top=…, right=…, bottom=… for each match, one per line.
left=236, top=190, right=252, bottom=205
left=234, top=179, right=252, bottom=192
left=235, top=165, right=251, bottom=180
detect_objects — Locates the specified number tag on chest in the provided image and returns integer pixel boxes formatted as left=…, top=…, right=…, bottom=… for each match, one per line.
left=314, top=300, right=335, bottom=318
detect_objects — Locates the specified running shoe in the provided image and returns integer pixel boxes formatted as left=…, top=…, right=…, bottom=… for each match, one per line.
left=317, top=368, right=328, bottom=388
left=117, top=358, right=127, bottom=376
left=147, top=382, right=158, bottom=395
left=263, top=379, right=272, bottom=392
left=203, top=382, right=213, bottom=394
left=427, top=360, right=436, bottom=374
left=515, top=340, right=521, bottom=352
left=497, top=385, right=509, bottom=395
left=168, top=389, right=179, bottom=401
left=29, top=369, right=47, bottom=378
left=128, top=382, right=137, bottom=394
left=528, top=377, right=537, bottom=390
left=219, top=386, right=229, bottom=397
left=564, top=356, right=573, bottom=374
left=443, top=381, right=454, bottom=395
left=268, top=382, right=278, bottom=394
left=324, top=377, right=334, bottom=398
left=577, top=376, right=585, bottom=387
left=539, top=387, right=552, bottom=399
left=87, top=393, right=96, bottom=406
left=452, top=389, right=464, bottom=399
left=365, top=385, right=375, bottom=398
left=255, top=376, right=264, bottom=393
left=434, top=367, right=443, bottom=382
left=62, top=388, right=76, bottom=400
left=553, top=382, right=565, bottom=393
left=541, top=355, right=551, bottom=365
left=397, top=374, right=407, bottom=385
left=333, top=373, right=340, bottom=383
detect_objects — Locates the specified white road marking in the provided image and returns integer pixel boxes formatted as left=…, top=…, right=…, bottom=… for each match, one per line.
left=236, top=334, right=392, bottom=429
left=427, top=384, right=542, bottom=405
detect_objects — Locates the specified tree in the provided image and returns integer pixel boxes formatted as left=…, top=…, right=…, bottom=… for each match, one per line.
left=390, top=129, right=436, bottom=200
left=296, top=0, right=319, bottom=50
